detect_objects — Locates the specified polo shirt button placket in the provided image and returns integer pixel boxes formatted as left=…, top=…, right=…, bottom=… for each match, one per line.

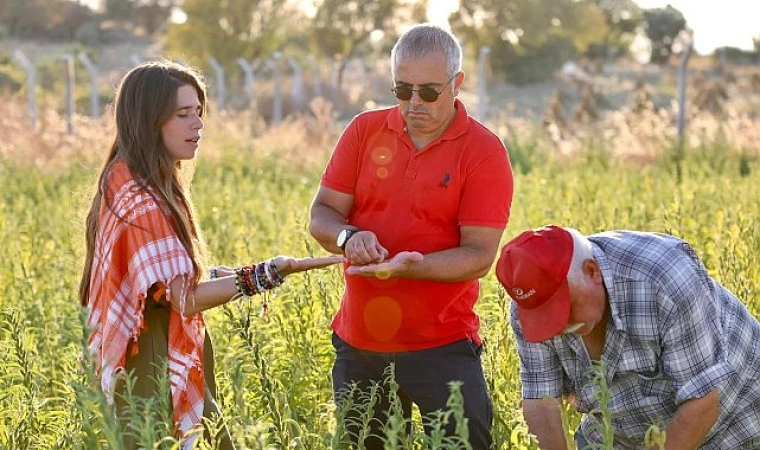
left=405, top=153, right=420, bottom=179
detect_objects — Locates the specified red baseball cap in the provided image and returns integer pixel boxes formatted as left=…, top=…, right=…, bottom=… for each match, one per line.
left=495, top=225, right=573, bottom=343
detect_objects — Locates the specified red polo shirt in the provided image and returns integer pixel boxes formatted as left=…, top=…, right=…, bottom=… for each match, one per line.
left=322, top=100, right=513, bottom=352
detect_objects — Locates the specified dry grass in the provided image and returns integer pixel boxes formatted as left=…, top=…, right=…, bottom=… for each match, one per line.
left=1, top=63, right=758, bottom=172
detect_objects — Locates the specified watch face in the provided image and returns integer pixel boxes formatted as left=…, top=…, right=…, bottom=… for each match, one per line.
left=337, top=229, right=349, bottom=247
left=337, top=229, right=356, bottom=249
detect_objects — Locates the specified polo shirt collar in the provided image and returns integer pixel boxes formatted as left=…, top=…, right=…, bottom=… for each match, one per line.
left=591, top=242, right=625, bottom=332
left=388, top=98, right=469, bottom=141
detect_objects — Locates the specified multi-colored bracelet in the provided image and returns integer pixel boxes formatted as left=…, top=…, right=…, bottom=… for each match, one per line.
left=234, top=259, right=285, bottom=297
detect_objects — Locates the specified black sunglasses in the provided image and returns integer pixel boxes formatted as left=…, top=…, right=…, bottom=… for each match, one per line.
left=391, top=73, right=458, bottom=102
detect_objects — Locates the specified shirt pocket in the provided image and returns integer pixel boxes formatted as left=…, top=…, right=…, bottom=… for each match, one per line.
left=616, top=343, right=671, bottom=396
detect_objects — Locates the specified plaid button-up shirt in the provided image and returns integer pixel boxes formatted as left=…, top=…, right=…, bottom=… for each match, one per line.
left=512, top=231, right=760, bottom=449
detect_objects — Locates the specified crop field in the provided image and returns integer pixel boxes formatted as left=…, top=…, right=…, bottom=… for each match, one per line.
left=0, top=94, right=758, bottom=449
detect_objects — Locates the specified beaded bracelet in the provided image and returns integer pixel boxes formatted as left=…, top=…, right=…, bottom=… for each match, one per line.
left=234, top=260, right=285, bottom=298
left=237, top=266, right=258, bottom=297
left=266, top=260, right=284, bottom=284
left=209, top=267, right=218, bottom=279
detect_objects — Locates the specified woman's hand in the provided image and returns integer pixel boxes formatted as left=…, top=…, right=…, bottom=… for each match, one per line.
left=270, top=255, right=346, bottom=277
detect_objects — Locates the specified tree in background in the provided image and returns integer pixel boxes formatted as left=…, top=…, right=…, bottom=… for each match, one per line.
left=642, top=5, right=686, bottom=64
left=0, top=0, right=95, bottom=40
left=165, top=0, right=305, bottom=71
left=0, top=0, right=48, bottom=38
left=105, top=0, right=177, bottom=35
left=310, top=0, right=420, bottom=89
left=104, top=0, right=133, bottom=23
left=451, top=0, right=609, bottom=84
left=589, top=0, right=642, bottom=59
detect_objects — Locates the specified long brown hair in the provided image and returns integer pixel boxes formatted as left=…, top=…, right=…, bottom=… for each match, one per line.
left=79, top=61, right=208, bottom=307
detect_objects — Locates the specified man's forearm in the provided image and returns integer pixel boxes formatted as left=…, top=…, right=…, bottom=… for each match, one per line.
left=392, top=245, right=494, bottom=282
left=391, top=225, right=502, bottom=281
left=657, top=389, right=720, bottom=450
left=309, top=204, right=351, bottom=254
left=523, top=398, right=569, bottom=450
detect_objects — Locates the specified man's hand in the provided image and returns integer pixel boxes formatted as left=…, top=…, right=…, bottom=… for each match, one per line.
left=345, top=251, right=423, bottom=278
left=271, top=255, right=346, bottom=277
left=344, top=230, right=389, bottom=265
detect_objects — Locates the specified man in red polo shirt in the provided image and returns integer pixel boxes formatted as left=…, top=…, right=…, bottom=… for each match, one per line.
left=309, top=23, right=513, bottom=448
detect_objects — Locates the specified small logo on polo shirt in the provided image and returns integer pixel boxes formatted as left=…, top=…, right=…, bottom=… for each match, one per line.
left=439, top=172, right=451, bottom=188
left=511, top=287, right=536, bottom=301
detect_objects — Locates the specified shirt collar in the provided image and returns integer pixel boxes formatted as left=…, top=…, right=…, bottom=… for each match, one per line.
left=591, top=242, right=625, bottom=332
left=387, top=98, right=469, bottom=141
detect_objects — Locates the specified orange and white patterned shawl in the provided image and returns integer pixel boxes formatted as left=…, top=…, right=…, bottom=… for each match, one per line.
left=85, top=159, right=206, bottom=436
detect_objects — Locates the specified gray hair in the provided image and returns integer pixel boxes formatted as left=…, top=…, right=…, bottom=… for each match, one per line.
left=565, top=227, right=594, bottom=286
left=391, top=23, right=463, bottom=79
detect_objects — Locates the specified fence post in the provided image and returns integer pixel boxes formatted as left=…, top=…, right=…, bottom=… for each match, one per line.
left=288, top=58, right=305, bottom=109
left=63, top=53, right=75, bottom=134
left=237, top=58, right=255, bottom=106
left=78, top=52, right=100, bottom=117
left=310, top=57, right=322, bottom=98
left=371, top=61, right=384, bottom=101
left=351, top=59, right=366, bottom=103
left=673, top=40, right=693, bottom=183
left=375, top=60, right=390, bottom=102
left=330, top=57, right=341, bottom=103
left=12, top=50, right=37, bottom=131
left=207, top=57, right=226, bottom=111
left=477, top=46, right=491, bottom=123
left=267, top=52, right=283, bottom=124
left=676, top=41, right=693, bottom=150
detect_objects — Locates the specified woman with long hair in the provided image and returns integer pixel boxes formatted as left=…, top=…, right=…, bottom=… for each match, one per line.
left=79, top=61, right=342, bottom=448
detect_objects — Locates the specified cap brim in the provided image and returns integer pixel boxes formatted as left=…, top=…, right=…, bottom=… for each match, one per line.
left=516, top=280, right=571, bottom=343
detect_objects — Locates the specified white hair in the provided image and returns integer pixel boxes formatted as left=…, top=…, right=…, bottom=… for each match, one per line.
left=391, top=23, right=463, bottom=79
left=565, top=227, right=594, bottom=287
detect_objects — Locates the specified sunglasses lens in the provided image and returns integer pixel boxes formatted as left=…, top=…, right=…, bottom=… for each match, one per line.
left=392, top=85, right=443, bottom=102
left=393, top=87, right=413, bottom=101
left=418, top=88, right=439, bottom=102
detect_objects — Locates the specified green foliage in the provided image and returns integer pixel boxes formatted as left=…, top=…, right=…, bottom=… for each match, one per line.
left=0, top=0, right=95, bottom=40
left=589, top=0, right=643, bottom=58
left=492, top=34, right=577, bottom=84
left=0, top=132, right=758, bottom=448
left=711, top=46, right=758, bottom=64
left=451, top=0, right=609, bottom=83
left=74, top=21, right=101, bottom=47
left=643, top=6, right=686, bottom=64
left=0, top=0, right=52, bottom=38
left=0, top=58, right=24, bottom=94
left=583, top=361, right=614, bottom=449
left=105, top=0, right=176, bottom=36
left=310, top=0, right=403, bottom=89
left=165, top=0, right=306, bottom=72
left=311, top=0, right=398, bottom=60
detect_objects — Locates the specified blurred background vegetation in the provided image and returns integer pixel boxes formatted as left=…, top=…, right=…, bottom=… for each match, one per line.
left=1, top=0, right=759, bottom=88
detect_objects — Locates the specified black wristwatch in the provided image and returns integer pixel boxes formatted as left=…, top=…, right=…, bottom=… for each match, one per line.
left=336, top=229, right=359, bottom=251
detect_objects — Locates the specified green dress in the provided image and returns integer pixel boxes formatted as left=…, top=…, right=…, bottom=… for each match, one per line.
left=114, top=297, right=235, bottom=449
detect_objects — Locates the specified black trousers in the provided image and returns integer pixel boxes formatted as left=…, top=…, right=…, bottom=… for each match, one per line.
left=331, top=332, right=493, bottom=449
